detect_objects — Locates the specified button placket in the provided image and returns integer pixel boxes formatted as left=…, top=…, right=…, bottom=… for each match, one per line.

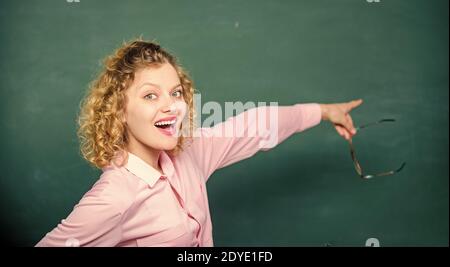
left=166, top=177, right=203, bottom=240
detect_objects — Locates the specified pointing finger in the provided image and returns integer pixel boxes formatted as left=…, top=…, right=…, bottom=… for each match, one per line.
left=346, top=99, right=363, bottom=113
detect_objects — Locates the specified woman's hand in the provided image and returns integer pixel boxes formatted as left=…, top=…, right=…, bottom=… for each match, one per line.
left=319, top=99, right=363, bottom=141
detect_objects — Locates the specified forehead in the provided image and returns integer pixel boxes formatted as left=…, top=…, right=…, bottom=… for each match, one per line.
left=133, top=63, right=180, bottom=88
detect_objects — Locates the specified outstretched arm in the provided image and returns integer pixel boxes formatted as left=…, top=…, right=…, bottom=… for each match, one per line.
left=187, top=103, right=323, bottom=181
left=187, top=99, right=364, bottom=182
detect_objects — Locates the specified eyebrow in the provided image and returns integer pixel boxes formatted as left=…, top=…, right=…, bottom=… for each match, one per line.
left=138, top=82, right=182, bottom=92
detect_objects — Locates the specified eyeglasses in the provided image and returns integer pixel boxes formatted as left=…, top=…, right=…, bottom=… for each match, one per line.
left=349, top=119, right=406, bottom=179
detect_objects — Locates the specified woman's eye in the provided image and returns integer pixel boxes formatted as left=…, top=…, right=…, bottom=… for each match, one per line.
left=172, top=90, right=183, bottom=98
left=144, top=93, right=157, bottom=100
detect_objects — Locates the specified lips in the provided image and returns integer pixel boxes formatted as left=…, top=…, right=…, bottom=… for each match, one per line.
left=154, top=116, right=178, bottom=137
left=154, top=115, right=177, bottom=124
left=155, top=123, right=176, bottom=136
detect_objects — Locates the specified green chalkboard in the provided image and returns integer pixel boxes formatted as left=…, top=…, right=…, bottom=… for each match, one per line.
left=0, top=0, right=448, bottom=246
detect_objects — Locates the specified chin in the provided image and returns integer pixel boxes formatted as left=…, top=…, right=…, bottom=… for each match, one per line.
left=156, top=139, right=179, bottom=151
left=164, top=144, right=178, bottom=151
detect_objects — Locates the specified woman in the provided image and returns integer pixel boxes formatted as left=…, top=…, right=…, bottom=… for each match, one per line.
left=36, top=39, right=363, bottom=247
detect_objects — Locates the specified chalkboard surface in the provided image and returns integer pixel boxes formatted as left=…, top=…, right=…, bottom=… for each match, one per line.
left=0, top=0, right=448, bottom=246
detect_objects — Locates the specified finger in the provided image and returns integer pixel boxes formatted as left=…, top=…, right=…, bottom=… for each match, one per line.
left=346, top=114, right=357, bottom=135
left=345, top=99, right=363, bottom=113
left=334, top=125, right=345, bottom=137
left=342, top=117, right=356, bottom=136
left=343, top=125, right=351, bottom=140
left=335, top=124, right=350, bottom=140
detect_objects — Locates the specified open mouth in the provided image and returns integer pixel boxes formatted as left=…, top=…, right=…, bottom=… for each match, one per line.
left=154, top=119, right=177, bottom=136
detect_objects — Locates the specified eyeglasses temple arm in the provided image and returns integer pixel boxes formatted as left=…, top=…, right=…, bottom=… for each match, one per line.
left=356, top=119, right=396, bottom=131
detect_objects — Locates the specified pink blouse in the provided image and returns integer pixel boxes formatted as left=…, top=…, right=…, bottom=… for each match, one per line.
left=36, top=103, right=322, bottom=247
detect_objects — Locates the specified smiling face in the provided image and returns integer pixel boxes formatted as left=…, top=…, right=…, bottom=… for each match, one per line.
left=124, top=62, right=187, bottom=154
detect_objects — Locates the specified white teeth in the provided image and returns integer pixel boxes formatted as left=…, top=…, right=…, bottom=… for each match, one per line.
left=155, top=119, right=176, bottom=126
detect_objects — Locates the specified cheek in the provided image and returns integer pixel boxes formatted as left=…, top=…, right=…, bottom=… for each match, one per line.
left=126, top=105, right=157, bottom=134
left=173, top=101, right=187, bottom=119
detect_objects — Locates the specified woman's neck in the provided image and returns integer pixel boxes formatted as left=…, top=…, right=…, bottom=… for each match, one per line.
left=126, top=141, right=163, bottom=174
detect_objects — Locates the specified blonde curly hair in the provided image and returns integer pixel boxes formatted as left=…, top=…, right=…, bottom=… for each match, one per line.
left=77, top=39, right=195, bottom=169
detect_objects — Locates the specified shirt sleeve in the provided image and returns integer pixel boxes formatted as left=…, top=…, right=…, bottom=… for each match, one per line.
left=35, top=173, right=133, bottom=247
left=188, top=103, right=322, bottom=182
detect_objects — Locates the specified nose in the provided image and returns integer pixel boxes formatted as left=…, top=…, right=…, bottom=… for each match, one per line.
left=161, top=97, right=177, bottom=115
left=163, top=105, right=177, bottom=115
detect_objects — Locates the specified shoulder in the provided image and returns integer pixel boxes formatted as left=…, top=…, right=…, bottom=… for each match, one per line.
left=79, top=165, right=139, bottom=214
